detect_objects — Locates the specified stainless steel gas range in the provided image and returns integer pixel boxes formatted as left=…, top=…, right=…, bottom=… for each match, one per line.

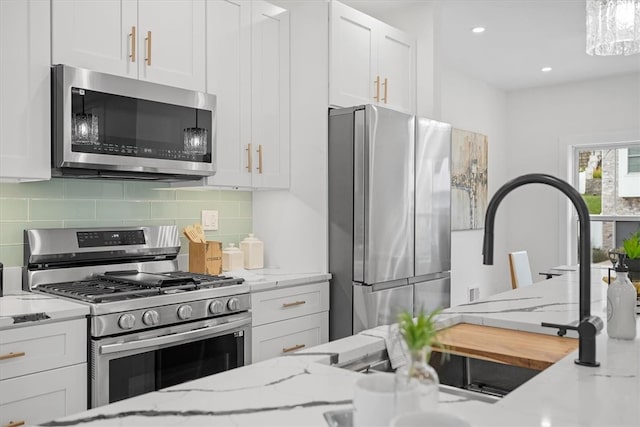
left=23, top=225, right=251, bottom=408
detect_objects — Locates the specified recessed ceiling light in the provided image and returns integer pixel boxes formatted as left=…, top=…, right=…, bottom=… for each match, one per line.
left=471, top=27, right=486, bottom=34
left=541, top=67, right=552, bottom=72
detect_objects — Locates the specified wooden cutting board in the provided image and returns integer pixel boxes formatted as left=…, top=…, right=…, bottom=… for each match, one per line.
left=432, top=323, right=579, bottom=371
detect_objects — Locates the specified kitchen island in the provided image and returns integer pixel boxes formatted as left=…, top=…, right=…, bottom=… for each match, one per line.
left=41, top=267, right=640, bottom=426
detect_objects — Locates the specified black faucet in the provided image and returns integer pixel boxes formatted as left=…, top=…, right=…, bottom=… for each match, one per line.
left=482, top=173, right=603, bottom=367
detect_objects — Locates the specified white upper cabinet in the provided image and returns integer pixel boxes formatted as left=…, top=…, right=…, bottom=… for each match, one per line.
left=330, top=1, right=416, bottom=114
left=0, top=0, right=51, bottom=181
left=206, top=0, right=252, bottom=188
left=137, top=1, right=206, bottom=90
left=52, top=0, right=206, bottom=91
left=251, top=1, right=290, bottom=189
left=377, top=26, right=415, bottom=114
left=51, top=0, right=137, bottom=79
left=206, top=0, right=290, bottom=189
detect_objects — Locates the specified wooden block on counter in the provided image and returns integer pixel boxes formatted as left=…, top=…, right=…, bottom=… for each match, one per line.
left=188, top=241, right=222, bottom=275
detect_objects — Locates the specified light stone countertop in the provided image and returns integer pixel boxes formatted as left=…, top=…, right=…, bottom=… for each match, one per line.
left=226, top=268, right=331, bottom=292
left=0, top=266, right=90, bottom=330
left=0, top=291, right=89, bottom=330
left=40, top=267, right=640, bottom=426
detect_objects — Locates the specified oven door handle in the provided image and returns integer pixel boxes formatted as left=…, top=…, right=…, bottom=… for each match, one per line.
left=99, top=317, right=251, bottom=355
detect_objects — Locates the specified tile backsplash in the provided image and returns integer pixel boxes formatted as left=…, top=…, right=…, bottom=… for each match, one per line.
left=0, top=179, right=252, bottom=267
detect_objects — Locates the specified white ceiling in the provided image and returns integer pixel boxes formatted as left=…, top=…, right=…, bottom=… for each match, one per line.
left=345, top=0, right=640, bottom=91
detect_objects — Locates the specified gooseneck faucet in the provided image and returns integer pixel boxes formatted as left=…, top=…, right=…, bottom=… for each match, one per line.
left=482, top=173, right=603, bottom=367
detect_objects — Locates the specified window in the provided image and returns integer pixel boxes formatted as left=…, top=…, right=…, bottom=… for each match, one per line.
left=629, top=147, right=640, bottom=173
left=572, top=143, right=640, bottom=264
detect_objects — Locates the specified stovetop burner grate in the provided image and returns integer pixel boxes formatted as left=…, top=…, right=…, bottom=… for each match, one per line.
left=37, top=272, right=244, bottom=304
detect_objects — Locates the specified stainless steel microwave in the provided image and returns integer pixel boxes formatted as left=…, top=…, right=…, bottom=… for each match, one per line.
left=51, top=64, right=216, bottom=180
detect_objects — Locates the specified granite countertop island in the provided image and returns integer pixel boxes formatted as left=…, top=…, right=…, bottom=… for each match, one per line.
left=42, top=267, right=640, bottom=427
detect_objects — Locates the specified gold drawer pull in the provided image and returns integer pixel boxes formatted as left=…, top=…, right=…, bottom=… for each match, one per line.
left=246, top=143, right=253, bottom=172
left=129, top=26, right=136, bottom=62
left=373, top=75, right=380, bottom=101
left=0, top=352, right=26, bottom=361
left=145, top=30, right=152, bottom=66
left=256, top=144, right=263, bottom=174
left=4, top=420, right=26, bottom=427
left=282, top=344, right=305, bottom=353
left=382, top=77, right=388, bottom=103
left=282, top=300, right=306, bottom=308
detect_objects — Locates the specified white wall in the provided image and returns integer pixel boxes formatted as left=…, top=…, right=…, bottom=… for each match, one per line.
left=252, top=1, right=329, bottom=273
left=439, top=65, right=510, bottom=306
left=505, top=72, right=640, bottom=276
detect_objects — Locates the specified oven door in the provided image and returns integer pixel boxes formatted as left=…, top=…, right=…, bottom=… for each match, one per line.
left=90, top=312, right=251, bottom=408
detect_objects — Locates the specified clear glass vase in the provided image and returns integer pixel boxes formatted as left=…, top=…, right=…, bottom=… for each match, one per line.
left=395, top=348, right=439, bottom=412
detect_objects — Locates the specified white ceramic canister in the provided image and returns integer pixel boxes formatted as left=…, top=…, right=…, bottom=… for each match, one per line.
left=222, top=243, right=244, bottom=272
left=239, top=233, right=264, bottom=269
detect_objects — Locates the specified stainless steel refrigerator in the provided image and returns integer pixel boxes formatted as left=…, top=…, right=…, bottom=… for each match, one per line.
left=328, top=105, right=451, bottom=340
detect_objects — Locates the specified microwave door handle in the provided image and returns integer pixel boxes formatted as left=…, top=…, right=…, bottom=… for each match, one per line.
left=100, top=317, right=250, bottom=355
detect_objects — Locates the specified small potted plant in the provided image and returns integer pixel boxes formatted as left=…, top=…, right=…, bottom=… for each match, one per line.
left=622, top=228, right=640, bottom=282
left=395, top=308, right=443, bottom=411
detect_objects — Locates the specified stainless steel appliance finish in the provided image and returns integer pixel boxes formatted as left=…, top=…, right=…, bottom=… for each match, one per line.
left=51, top=64, right=217, bottom=179
left=415, top=118, right=452, bottom=276
left=352, top=282, right=413, bottom=334
left=328, top=105, right=452, bottom=340
left=353, top=107, right=415, bottom=285
left=24, top=225, right=250, bottom=407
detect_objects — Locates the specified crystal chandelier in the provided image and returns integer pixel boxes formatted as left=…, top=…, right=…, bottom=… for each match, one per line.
left=586, top=0, right=640, bottom=56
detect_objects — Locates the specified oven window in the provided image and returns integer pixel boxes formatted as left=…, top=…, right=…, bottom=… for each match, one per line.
left=108, top=332, right=243, bottom=404
left=71, top=87, right=212, bottom=163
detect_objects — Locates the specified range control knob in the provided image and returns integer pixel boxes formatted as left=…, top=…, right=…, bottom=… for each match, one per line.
left=142, top=310, right=160, bottom=326
left=177, top=304, right=193, bottom=320
left=227, top=297, right=240, bottom=311
left=209, top=300, right=224, bottom=315
left=118, top=313, right=136, bottom=330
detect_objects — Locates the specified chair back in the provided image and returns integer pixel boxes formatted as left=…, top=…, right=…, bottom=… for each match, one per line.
left=509, top=251, right=533, bottom=289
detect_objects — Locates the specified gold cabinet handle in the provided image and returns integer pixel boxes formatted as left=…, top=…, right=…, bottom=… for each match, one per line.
left=373, top=75, right=380, bottom=102
left=145, top=30, right=152, bottom=66
left=382, top=77, right=388, bottom=103
left=282, top=300, right=306, bottom=308
left=282, top=344, right=305, bottom=353
left=246, top=143, right=253, bottom=172
left=4, top=421, right=26, bottom=427
left=129, top=26, right=136, bottom=62
left=256, top=144, right=263, bottom=174
left=0, top=352, right=25, bottom=361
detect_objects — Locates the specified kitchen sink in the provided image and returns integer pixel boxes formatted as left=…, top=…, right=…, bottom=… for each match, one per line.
left=340, top=349, right=539, bottom=399
left=431, top=352, right=540, bottom=397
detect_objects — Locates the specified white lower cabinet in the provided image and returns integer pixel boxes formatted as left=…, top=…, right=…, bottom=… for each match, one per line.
left=251, top=282, right=329, bottom=363
left=0, top=364, right=87, bottom=427
left=252, top=312, right=328, bottom=362
left=0, top=319, right=87, bottom=426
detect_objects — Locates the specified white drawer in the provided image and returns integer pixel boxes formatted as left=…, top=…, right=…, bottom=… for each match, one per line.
left=0, top=319, right=86, bottom=380
left=251, top=282, right=329, bottom=326
left=251, top=312, right=328, bottom=363
left=0, top=363, right=87, bottom=427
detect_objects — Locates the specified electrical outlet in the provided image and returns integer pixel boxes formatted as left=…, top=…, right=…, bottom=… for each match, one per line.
left=201, top=210, right=219, bottom=231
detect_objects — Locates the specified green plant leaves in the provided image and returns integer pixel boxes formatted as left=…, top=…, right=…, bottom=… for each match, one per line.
left=397, top=308, right=442, bottom=352
left=623, top=229, right=640, bottom=260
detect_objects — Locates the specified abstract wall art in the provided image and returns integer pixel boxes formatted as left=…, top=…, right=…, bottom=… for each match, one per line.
left=451, top=129, right=488, bottom=231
